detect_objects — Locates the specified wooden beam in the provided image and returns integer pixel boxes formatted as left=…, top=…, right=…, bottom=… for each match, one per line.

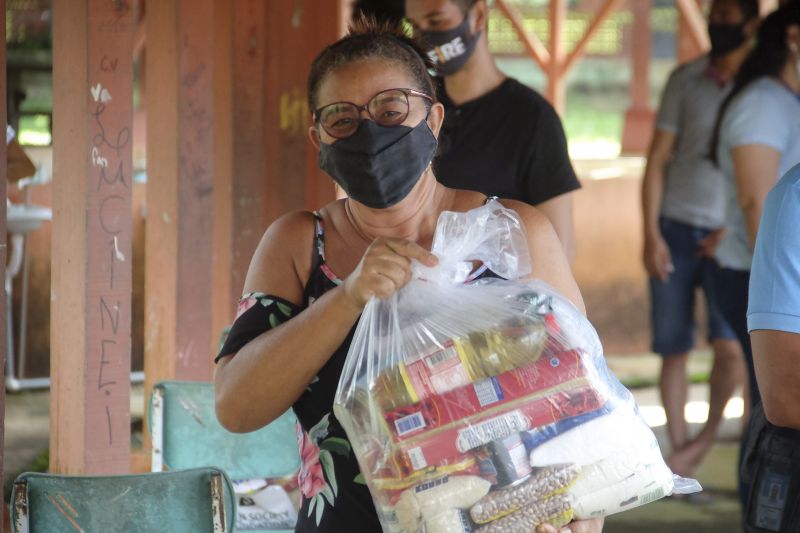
left=675, top=0, right=710, bottom=53
left=264, top=1, right=344, bottom=225
left=212, top=0, right=345, bottom=347
left=0, top=0, right=7, bottom=504
left=51, top=0, right=134, bottom=474
left=629, top=0, right=651, bottom=110
left=218, top=0, right=270, bottom=328
left=303, top=1, right=347, bottom=210
left=494, top=0, right=551, bottom=71
left=547, top=0, right=568, bottom=113
left=621, top=0, right=656, bottom=154
left=677, top=0, right=705, bottom=63
left=133, top=18, right=146, bottom=61
left=561, top=0, right=623, bottom=75
left=145, top=0, right=216, bottom=403
left=759, top=0, right=778, bottom=15
left=212, top=0, right=236, bottom=344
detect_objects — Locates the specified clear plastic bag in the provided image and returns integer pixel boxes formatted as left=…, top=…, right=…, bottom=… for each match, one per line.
left=333, top=200, right=700, bottom=533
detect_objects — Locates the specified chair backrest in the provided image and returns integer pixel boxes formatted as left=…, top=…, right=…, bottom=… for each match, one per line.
left=10, top=467, right=236, bottom=533
left=149, top=380, right=301, bottom=480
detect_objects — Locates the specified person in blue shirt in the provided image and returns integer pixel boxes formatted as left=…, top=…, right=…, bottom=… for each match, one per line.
left=740, top=163, right=800, bottom=532
left=747, top=162, right=800, bottom=430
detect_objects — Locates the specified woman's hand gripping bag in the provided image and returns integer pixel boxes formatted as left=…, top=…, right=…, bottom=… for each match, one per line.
left=333, top=200, right=700, bottom=533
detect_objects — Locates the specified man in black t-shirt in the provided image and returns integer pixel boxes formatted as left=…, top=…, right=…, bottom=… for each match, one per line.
left=406, top=0, right=579, bottom=263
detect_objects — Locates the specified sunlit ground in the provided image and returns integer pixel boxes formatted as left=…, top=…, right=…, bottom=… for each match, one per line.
left=569, top=138, right=622, bottom=160
left=639, top=397, right=745, bottom=428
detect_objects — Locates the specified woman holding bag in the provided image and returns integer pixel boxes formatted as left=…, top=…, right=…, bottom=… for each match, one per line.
left=214, top=16, right=597, bottom=533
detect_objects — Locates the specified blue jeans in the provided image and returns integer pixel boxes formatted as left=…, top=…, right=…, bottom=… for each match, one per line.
left=713, top=264, right=758, bottom=508
left=649, top=217, right=736, bottom=356
left=713, top=265, right=758, bottom=409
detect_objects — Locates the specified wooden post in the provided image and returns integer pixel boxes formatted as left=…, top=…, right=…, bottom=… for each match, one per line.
left=302, top=1, right=348, bottom=211
left=51, top=0, right=134, bottom=474
left=145, top=0, right=216, bottom=402
left=1, top=0, right=7, bottom=502
left=677, top=0, right=707, bottom=63
left=222, top=0, right=269, bottom=323
left=211, top=1, right=345, bottom=354
left=759, top=0, right=777, bottom=14
left=264, top=1, right=342, bottom=226
left=211, top=0, right=236, bottom=344
left=621, top=0, right=655, bottom=155
left=675, top=0, right=711, bottom=60
left=547, top=0, right=568, bottom=113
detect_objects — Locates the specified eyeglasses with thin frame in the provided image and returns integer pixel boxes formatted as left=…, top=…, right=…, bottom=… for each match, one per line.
left=313, top=88, right=433, bottom=139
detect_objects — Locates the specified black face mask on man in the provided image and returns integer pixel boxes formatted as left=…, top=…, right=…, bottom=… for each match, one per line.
left=421, top=14, right=480, bottom=76
left=318, top=119, right=438, bottom=209
left=708, top=22, right=748, bottom=57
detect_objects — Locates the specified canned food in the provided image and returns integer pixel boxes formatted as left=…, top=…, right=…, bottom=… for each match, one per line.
left=487, top=433, right=532, bottom=487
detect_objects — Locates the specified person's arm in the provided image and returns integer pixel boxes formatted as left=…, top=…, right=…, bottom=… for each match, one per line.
left=215, top=212, right=360, bottom=432
left=502, top=199, right=585, bottom=315
left=641, top=129, right=677, bottom=281
left=730, top=144, right=781, bottom=248
left=750, top=330, right=800, bottom=429
left=214, top=211, right=438, bottom=432
left=7, top=138, right=36, bottom=182
left=535, top=193, right=576, bottom=266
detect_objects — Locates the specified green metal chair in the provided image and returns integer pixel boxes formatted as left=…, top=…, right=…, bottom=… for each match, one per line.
left=10, top=467, right=235, bottom=533
left=149, top=380, right=301, bottom=532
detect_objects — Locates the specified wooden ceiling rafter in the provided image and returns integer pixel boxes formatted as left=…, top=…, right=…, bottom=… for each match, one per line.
left=495, top=0, right=552, bottom=70
left=674, top=0, right=710, bottom=53
left=561, top=0, right=624, bottom=75
left=494, top=0, right=623, bottom=111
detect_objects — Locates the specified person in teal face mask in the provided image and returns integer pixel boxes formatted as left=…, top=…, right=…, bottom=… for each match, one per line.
left=214, top=16, right=594, bottom=533
left=405, top=0, right=580, bottom=266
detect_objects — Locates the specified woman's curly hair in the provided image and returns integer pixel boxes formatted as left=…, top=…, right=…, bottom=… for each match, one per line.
left=307, top=14, right=436, bottom=114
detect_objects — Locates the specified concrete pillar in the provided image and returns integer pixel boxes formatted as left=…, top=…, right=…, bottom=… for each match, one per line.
left=51, top=0, right=134, bottom=474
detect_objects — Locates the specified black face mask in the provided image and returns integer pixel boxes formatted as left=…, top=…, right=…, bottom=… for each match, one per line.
left=421, top=15, right=480, bottom=76
left=318, top=119, right=438, bottom=209
left=708, top=22, right=747, bottom=57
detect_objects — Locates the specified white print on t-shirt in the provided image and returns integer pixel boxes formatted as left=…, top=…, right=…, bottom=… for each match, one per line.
left=427, top=37, right=465, bottom=65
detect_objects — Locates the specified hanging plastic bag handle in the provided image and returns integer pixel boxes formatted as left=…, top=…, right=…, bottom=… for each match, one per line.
left=413, top=199, right=532, bottom=284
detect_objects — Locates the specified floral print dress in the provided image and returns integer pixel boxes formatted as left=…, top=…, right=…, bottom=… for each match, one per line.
left=216, top=212, right=382, bottom=532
